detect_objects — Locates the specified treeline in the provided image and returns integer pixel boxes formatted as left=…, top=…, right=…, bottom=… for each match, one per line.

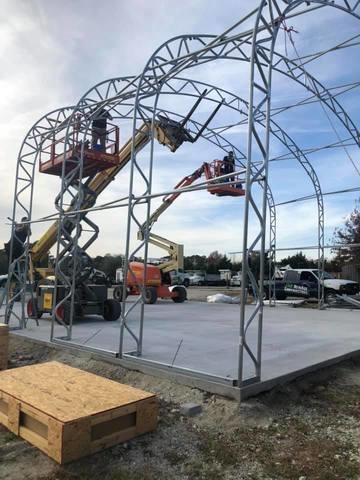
left=184, top=251, right=237, bottom=273
left=92, top=254, right=124, bottom=280
left=0, top=249, right=343, bottom=278
left=91, top=250, right=342, bottom=279
left=278, top=252, right=341, bottom=272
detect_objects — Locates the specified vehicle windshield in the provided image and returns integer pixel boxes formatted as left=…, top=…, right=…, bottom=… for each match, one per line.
left=312, top=270, right=334, bottom=280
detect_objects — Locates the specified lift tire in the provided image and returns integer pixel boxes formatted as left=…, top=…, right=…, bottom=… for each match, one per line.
left=145, top=287, right=158, bottom=305
left=103, top=299, right=121, bottom=321
left=172, top=286, right=187, bottom=303
left=113, top=286, right=128, bottom=302
left=26, top=299, right=42, bottom=319
left=183, top=278, right=190, bottom=288
left=325, top=289, right=337, bottom=304
left=113, top=286, right=122, bottom=301
left=55, top=301, right=71, bottom=326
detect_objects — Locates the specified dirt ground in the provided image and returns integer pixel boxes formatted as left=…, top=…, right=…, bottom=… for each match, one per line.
left=1, top=336, right=360, bottom=480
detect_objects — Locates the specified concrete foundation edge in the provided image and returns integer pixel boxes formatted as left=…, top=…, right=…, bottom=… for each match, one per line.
left=11, top=332, right=360, bottom=401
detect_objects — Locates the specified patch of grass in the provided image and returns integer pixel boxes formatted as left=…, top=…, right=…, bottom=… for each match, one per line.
left=313, top=383, right=360, bottom=418
left=0, top=430, right=18, bottom=444
left=109, top=467, right=160, bottom=480
left=44, top=468, right=160, bottom=480
left=163, top=449, right=186, bottom=466
left=263, top=435, right=359, bottom=480
left=200, top=432, right=242, bottom=467
left=197, top=417, right=360, bottom=480
left=184, top=458, right=224, bottom=480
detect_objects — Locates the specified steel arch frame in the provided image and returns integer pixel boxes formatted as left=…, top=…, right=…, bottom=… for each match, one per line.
left=0, top=106, right=76, bottom=327
left=240, top=0, right=360, bottom=386
left=48, top=77, right=277, bottom=345
left=119, top=78, right=324, bottom=366
left=125, top=1, right=358, bottom=385
left=6, top=20, right=353, bottom=321
left=2, top=1, right=358, bottom=391
left=4, top=74, right=317, bottom=347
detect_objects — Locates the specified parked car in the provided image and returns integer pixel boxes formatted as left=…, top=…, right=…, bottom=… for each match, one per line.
left=189, top=274, right=205, bottom=286
left=264, top=269, right=359, bottom=302
left=203, top=274, right=226, bottom=287
left=170, top=271, right=191, bottom=287
left=230, top=273, right=242, bottom=287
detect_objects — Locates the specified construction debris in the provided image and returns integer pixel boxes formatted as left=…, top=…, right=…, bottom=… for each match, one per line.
left=179, top=403, right=203, bottom=417
left=207, top=293, right=240, bottom=304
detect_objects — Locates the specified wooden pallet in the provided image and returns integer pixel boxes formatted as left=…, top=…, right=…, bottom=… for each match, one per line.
left=0, top=324, right=9, bottom=371
left=0, top=361, right=158, bottom=463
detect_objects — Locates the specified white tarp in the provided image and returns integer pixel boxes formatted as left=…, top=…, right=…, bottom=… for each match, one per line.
left=207, top=293, right=240, bottom=304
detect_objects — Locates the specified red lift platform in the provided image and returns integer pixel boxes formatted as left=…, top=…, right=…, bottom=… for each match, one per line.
left=205, top=160, right=245, bottom=197
left=39, top=124, right=120, bottom=178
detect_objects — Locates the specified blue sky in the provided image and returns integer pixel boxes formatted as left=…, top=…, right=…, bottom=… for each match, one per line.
left=0, top=1, right=359, bottom=262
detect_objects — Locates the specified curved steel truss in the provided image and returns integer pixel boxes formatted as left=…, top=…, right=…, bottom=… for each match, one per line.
left=3, top=1, right=359, bottom=391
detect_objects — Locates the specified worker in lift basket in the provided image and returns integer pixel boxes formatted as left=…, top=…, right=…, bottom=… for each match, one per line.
left=221, top=151, right=242, bottom=189
left=91, top=107, right=113, bottom=152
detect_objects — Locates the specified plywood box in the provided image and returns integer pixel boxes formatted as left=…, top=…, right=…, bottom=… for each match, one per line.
left=0, top=361, right=158, bottom=463
left=0, top=324, right=9, bottom=371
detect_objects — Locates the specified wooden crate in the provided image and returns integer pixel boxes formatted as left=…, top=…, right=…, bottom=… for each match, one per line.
left=0, top=324, right=9, bottom=371
left=0, top=361, right=158, bottom=463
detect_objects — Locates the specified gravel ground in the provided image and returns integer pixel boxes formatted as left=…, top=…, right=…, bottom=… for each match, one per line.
left=1, top=335, right=360, bottom=480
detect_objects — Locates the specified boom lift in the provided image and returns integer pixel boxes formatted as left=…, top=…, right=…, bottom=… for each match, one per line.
left=25, top=94, right=221, bottom=324
left=114, top=159, right=245, bottom=304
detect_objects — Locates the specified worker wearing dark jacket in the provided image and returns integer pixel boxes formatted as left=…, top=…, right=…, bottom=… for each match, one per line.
left=4, top=217, right=31, bottom=263
left=91, top=107, right=113, bottom=151
left=221, top=151, right=235, bottom=180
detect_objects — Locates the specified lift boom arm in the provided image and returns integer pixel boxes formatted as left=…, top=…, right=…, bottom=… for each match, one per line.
left=31, top=121, right=189, bottom=263
left=138, top=163, right=208, bottom=273
left=30, top=91, right=222, bottom=264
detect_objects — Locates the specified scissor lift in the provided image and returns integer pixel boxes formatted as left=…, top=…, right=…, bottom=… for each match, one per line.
left=39, top=124, right=120, bottom=178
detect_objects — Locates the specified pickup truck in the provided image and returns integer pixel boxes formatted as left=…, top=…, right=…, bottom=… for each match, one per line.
left=170, top=271, right=191, bottom=288
left=264, top=269, right=359, bottom=302
left=189, top=273, right=226, bottom=287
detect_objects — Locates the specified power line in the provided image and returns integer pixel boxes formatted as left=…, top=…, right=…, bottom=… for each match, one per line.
left=282, top=23, right=360, bottom=177
left=270, top=136, right=356, bottom=162
left=276, top=186, right=360, bottom=206
left=271, top=80, right=360, bottom=116
left=289, top=33, right=360, bottom=68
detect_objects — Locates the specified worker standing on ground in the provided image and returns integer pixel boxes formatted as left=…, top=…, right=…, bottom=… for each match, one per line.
left=4, top=217, right=31, bottom=263
left=91, top=107, right=113, bottom=151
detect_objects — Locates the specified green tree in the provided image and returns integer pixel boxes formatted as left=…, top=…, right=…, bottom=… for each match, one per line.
left=207, top=250, right=232, bottom=273
left=278, top=252, right=316, bottom=269
left=184, top=255, right=207, bottom=271
left=333, top=200, right=360, bottom=265
left=92, top=254, right=124, bottom=280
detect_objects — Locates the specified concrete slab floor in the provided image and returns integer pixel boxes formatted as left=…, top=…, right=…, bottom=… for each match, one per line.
left=3, top=300, right=360, bottom=394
